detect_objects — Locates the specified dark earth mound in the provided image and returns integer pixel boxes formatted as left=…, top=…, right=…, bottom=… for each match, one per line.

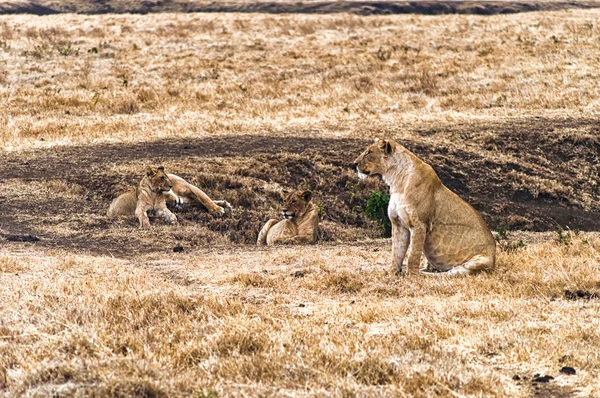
left=1, top=117, right=599, bottom=256
left=1, top=0, right=599, bottom=16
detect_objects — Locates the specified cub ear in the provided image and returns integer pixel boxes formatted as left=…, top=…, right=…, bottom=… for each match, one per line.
left=145, top=166, right=156, bottom=176
left=157, top=166, right=165, bottom=172
left=280, top=189, right=289, bottom=200
left=378, top=139, right=393, bottom=155
left=302, top=190, right=312, bottom=201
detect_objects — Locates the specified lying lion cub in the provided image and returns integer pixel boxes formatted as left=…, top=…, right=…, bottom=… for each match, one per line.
left=108, top=166, right=178, bottom=227
left=108, top=166, right=231, bottom=227
left=257, top=190, right=319, bottom=246
left=354, top=139, right=496, bottom=276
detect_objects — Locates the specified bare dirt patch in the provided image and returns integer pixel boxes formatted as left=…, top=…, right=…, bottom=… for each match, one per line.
left=2, top=116, right=599, bottom=256
left=1, top=0, right=600, bottom=15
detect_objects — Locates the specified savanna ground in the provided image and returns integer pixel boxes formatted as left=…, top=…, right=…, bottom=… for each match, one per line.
left=1, top=4, right=600, bottom=397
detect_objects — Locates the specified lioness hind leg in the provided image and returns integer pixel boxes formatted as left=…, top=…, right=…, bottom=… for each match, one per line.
left=257, top=219, right=278, bottom=246
left=186, top=183, right=226, bottom=216
left=421, top=255, right=493, bottom=277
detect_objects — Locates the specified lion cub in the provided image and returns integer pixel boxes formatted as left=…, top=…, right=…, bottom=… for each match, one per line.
left=107, top=166, right=178, bottom=227
left=354, top=139, right=496, bottom=276
left=257, top=190, right=319, bottom=246
left=108, top=166, right=231, bottom=227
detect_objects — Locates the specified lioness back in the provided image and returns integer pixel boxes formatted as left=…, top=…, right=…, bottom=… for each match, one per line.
left=107, top=190, right=137, bottom=218
left=423, top=186, right=496, bottom=270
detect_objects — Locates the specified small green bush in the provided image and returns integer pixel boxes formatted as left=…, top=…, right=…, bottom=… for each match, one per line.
left=364, top=190, right=391, bottom=238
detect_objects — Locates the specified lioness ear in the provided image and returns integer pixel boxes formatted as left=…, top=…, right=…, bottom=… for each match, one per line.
left=280, top=189, right=289, bottom=200
left=157, top=166, right=165, bottom=172
left=145, top=166, right=155, bottom=176
left=379, top=139, right=393, bottom=155
left=302, top=190, right=312, bottom=201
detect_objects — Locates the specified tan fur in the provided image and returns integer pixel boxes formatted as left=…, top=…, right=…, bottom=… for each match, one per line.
left=107, top=166, right=177, bottom=228
left=164, top=174, right=232, bottom=216
left=354, top=139, right=496, bottom=276
left=257, top=190, right=319, bottom=246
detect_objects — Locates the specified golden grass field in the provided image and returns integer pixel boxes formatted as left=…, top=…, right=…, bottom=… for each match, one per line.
left=1, top=6, right=600, bottom=397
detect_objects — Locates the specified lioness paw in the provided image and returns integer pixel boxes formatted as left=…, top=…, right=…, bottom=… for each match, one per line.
left=210, top=206, right=225, bottom=217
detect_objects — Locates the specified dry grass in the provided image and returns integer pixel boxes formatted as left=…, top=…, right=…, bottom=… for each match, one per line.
left=1, top=11, right=600, bottom=150
left=2, top=8, right=600, bottom=397
left=1, top=234, right=600, bottom=396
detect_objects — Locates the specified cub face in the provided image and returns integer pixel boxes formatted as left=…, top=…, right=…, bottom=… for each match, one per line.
left=145, top=166, right=173, bottom=194
left=281, top=190, right=313, bottom=220
left=353, top=139, right=393, bottom=179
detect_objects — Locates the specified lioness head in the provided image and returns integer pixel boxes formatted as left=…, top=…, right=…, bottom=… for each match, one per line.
left=353, top=139, right=394, bottom=179
left=145, top=166, right=173, bottom=194
left=281, top=190, right=313, bottom=220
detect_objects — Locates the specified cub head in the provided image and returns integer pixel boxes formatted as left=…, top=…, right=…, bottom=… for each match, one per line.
left=353, top=139, right=394, bottom=179
left=145, top=166, right=173, bottom=194
left=281, top=190, right=313, bottom=220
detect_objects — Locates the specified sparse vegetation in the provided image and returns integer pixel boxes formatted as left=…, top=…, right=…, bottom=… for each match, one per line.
left=364, top=190, right=392, bottom=238
left=1, top=5, right=600, bottom=397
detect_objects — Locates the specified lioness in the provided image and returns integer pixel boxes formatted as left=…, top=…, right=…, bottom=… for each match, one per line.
left=107, top=166, right=178, bottom=227
left=354, top=139, right=495, bottom=276
left=257, top=190, right=319, bottom=246
left=108, top=167, right=231, bottom=227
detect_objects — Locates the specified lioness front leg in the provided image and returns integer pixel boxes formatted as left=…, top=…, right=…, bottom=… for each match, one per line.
left=391, top=221, right=410, bottom=275
left=276, top=233, right=315, bottom=245
left=135, top=204, right=151, bottom=228
left=164, top=190, right=183, bottom=209
left=406, top=222, right=426, bottom=274
left=156, top=202, right=178, bottom=225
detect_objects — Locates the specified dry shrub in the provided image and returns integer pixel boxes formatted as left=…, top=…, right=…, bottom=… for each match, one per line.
left=40, top=180, right=88, bottom=197
left=110, top=95, right=140, bottom=114
left=215, top=323, right=270, bottom=357
left=410, top=67, right=439, bottom=94
left=350, top=357, right=396, bottom=385
left=0, top=66, right=6, bottom=85
left=0, top=256, right=29, bottom=273
left=0, top=22, right=13, bottom=41
left=353, top=75, right=374, bottom=93
left=136, top=86, right=159, bottom=104
left=321, top=270, right=364, bottom=293
left=231, top=272, right=276, bottom=288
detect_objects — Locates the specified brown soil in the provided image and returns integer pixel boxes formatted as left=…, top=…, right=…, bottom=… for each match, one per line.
left=1, top=116, right=599, bottom=256
left=1, top=0, right=599, bottom=16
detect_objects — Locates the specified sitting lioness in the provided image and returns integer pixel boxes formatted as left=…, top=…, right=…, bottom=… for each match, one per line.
left=257, top=190, right=319, bottom=246
left=354, top=139, right=496, bottom=276
left=107, top=166, right=178, bottom=227
left=108, top=166, right=231, bottom=227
